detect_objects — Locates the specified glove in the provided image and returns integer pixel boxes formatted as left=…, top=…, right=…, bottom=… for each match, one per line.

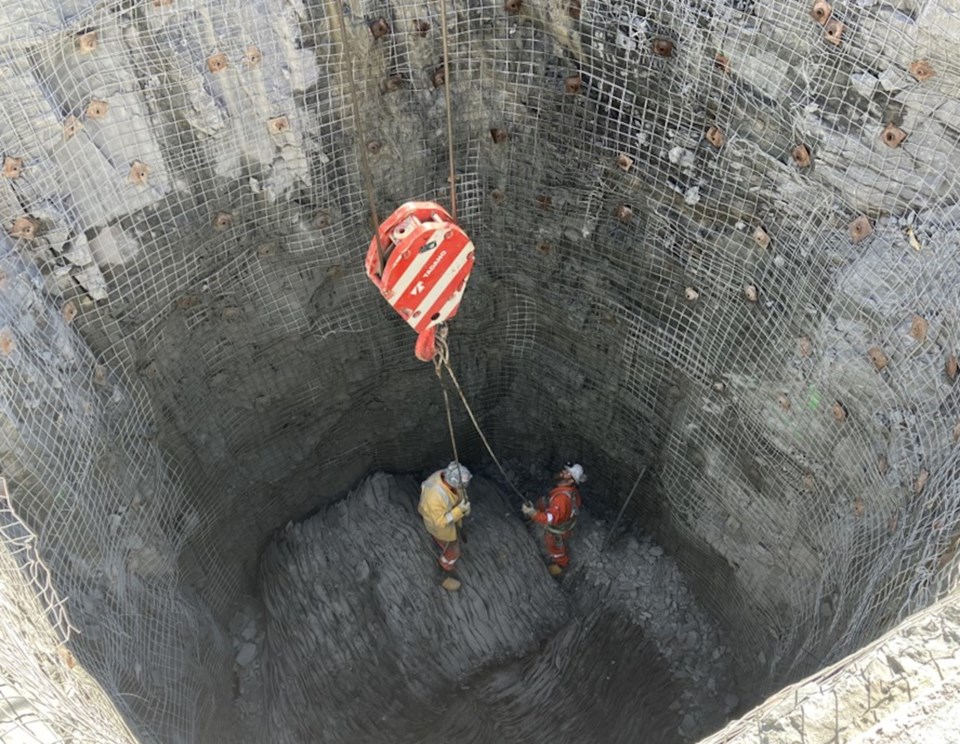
left=453, top=501, right=471, bottom=520
left=521, top=502, right=536, bottom=519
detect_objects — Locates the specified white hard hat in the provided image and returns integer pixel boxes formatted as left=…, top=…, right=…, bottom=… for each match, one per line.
left=563, top=463, right=586, bottom=484
left=444, top=461, right=472, bottom=488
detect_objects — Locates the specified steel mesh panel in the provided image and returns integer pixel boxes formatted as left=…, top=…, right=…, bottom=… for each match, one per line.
left=0, top=0, right=957, bottom=741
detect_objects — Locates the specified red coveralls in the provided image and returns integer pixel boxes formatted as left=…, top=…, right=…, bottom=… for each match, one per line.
left=531, top=482, right=581, bottom=567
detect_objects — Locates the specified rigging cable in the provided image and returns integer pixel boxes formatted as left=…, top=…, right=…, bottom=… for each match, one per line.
left=333, top=0, right=386, bottom=273
left=437, top=0, right=458, bottom=220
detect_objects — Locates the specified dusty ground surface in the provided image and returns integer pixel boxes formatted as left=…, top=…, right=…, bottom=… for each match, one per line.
left=248, top=471, right=735, bottom=743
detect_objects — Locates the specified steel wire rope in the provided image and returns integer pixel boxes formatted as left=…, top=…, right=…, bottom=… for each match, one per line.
left=332, top=0, right=385, bottom=272
left=438, top=0, right=458, bottom=220
left=433, top=330, right=527, bottom=502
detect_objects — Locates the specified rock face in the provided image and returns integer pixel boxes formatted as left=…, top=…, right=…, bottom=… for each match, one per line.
left=0, top=1, right=958, bottom=743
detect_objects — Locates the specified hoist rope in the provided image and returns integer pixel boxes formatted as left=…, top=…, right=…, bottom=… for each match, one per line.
left=333, top=0, right=385, bottom=272
left=437, top=0, right=458, bottom=221
left=433, top=332, right=464, bottom=492
left=433, top=329, right=527, bottom=502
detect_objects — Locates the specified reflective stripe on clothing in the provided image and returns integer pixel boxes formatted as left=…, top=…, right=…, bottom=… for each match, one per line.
left=545, top=532, right=571, bottom=567
left=433, top=537, right=461, bottom=572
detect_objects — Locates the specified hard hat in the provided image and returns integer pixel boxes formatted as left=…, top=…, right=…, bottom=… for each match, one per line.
left=444, top=461, right=472, bottom=488
left=563, top=463, right=586, bottom=484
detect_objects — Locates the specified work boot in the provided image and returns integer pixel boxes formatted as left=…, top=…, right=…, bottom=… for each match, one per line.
left=441, top=575, right=462, bottom=591
left=548, top=564, right=563, bottom=577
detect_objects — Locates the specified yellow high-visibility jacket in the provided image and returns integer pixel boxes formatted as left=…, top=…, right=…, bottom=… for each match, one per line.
left=418, top=470, right=466, bottom=542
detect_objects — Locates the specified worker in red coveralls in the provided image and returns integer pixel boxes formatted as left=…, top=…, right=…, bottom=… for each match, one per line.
left=522, top=463, right=585, bottom=576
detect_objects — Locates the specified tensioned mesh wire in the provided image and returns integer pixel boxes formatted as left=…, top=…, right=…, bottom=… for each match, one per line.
left=0, top=0, right=959, bottom=740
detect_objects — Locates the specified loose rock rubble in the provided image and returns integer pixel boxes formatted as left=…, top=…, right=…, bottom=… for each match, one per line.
left=489, top=458, right=737, bottom=741
left=255, top=471, right=734, bottom=743
left=228, top=598, right=266, bottom=741
left=567, top=520, right=737, bottom=741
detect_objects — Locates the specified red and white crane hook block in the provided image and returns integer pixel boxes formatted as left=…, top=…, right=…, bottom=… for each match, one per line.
left=365, top=201, right=476, bottom=361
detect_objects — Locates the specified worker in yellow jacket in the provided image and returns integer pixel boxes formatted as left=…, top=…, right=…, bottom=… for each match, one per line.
left=418, top=461, right=472, bottom=591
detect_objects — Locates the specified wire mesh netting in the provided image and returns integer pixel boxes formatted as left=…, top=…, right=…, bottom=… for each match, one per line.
left=0, top=0, right=959, bottom=741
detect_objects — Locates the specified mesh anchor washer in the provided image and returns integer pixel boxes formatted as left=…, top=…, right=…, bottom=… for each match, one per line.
left=365, top=202, right=476, bottom=361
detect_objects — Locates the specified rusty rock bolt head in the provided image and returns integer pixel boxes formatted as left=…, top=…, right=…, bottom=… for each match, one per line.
left=802, top=472, right=815, bottom=490
left=853, top=497, right=864, bottom=517
left=491, top=189, right=505, bottom=205
left=909, top=60, right=935, bottom=82
left=245, top=46, right=263, bottom=67
left=10, top=217, right=39, bottom=240
left=753, top=226, right=770, bottom=249
left=257, top=243, right=277, bottom=256
left=213, top=211, right=233, bottom=231
left=810, top=0, right=832, bottom=24
left=536, top=194, right=552, bottom=210
left=910, top=314, right=928, bottom=344
left=86, top=100, right=109, bottom=119
left=505, top=0, right=522, bottom=12
left=798, top=335, right=812, bottom=357
left=881, top=123, right=906, bottom=148
left=712, top=380, right=725, bottom=393
left=791, top=143, right=811, bottom=167
left=653, top=39, right=674, bottom=57
left=832, top=400, right=847, bottom=422
left=62, top=301, right=78, bottom=324
left=914, top=468, right=929, bottom=495
left=369, top=18, right=390, bottom=38
left=490, top=128, right=508, bottom=144
left=268, top=116, right=290, bottom=135
left=706, top=126, right=725, bottom=148
left=176, top=295, right=199, bottom=310
left=432, top=66, right=446, bottom=88
left=414, top=20, right=431, bottom=36
left=715, top=53, right=730, bottom=73
left=565, top=75, right=582, bottom=95
left=743, top=284, right=758, bottom=302
left=684, top=287, right=699, bottom=302
left=129, top=161, right=149, bottom=185
left=63, top=116, right=82, bottom=140
left=314, top=212, right=331, bottom=229
left=2, top=157, right=23, bottom=179
left=207, top=53, right=228, bottom=73
left=76, top=31, right=98, bottom=53
left=615, top=204, right=632, bottom=223
left=616, top=153, right=633, bottom=171
left=946, top=353, right=958, bottom=381
left=824, top=18, right=844, bottom=45
left=93, top=365, right=108, bottom=386
left=385, top=74, right=405, bottom=92
left=0, top=327, right=15, bottom=356
left=536, top=242, right=551, bottom=255
left=367, top=140, right=382, bottom=154
left=776, top=393, right=790, bottom=411
left=954, top=421, right=960, bottom=443
left=568, top=0, right=581, bottom=19
left=849, top=215, right=872, bottom=243
left=877, top=454, right=888, bottom=475
left=867, top=346, right=888, bottom=370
